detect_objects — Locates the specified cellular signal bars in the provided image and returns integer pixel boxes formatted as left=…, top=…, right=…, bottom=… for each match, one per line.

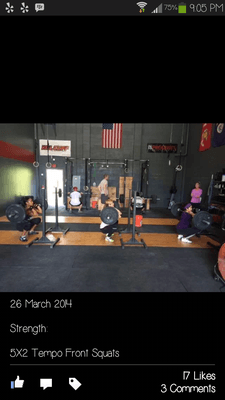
left=151, top=3, right=163, bottom=13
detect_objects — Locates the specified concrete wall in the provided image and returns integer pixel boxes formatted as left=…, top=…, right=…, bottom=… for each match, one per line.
left=4, top=123, right=224, bottom=215
left=184, top=123, right=225, bottom=205
left=0, top=124, right=35, bottom=216
left=36, top=123, right=189, bottom=208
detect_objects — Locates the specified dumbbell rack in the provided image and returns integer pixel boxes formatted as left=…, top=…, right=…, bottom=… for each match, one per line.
left=120, top=191, right=147, bottom=249
left=27, top=185, right=60, bottom=249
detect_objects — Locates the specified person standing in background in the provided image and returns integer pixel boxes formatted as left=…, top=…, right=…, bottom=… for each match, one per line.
left=190, top=182, right=203, bottom=206
left=98, top=174, right=109, bottom=211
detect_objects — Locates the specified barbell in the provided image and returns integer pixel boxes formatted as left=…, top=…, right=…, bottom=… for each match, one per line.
left=171, top=203, right=213, bottom=231
left=5, top=199, right=48, bottom=224
left=101, top=207, right=119, bottom=225
left=118, top=194, right=159, bottom=204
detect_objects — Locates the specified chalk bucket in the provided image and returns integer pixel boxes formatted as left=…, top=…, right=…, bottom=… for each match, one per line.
left=135, top=215, right=143, bottom=227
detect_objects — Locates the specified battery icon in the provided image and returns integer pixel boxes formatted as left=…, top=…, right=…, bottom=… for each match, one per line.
left=178, top=2, right=186, bottom=13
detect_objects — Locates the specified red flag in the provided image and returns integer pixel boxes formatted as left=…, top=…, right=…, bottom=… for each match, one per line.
left=199, top=123, right=212, bottom=151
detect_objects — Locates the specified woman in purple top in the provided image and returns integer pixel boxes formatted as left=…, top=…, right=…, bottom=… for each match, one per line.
left=176, top=203, right=201, bottom=243
left=191, top=182, right=203, bottom=204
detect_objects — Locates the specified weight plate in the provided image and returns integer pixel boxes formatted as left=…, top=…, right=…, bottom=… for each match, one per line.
left=5, top=204, right=26, bottom=223
left=218, top=243, right=225, bottom=280
left=101, top=207, right=118, bottom=225
left=193, top=211, right=213, bottom=231
left=171, top=203, right=183, bottom=218
left=150, top=194, right=157, bottom=204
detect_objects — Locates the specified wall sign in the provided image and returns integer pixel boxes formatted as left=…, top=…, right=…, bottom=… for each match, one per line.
left=147, top=143, right=178, bottom=153
left=39, top=140, right=71, bottom=157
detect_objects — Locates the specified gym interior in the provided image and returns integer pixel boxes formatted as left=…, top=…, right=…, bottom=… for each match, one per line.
left=1, top=123, right=225, bottom=292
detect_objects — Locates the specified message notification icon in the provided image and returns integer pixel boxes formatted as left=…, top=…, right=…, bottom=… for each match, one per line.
left=69, top=377, right=82, bottom=390
left=40, top=378, right=52, bottom=390
left=35, top=3, right=44, bottom=12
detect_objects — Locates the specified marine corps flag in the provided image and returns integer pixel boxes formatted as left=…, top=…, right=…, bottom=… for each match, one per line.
left=212, top=123, right=225, bottom=147
left=199, top=123, right=212, bottom=152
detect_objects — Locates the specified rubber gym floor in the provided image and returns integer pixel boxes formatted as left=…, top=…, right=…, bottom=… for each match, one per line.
left=0, top=207, right=224, bottom=292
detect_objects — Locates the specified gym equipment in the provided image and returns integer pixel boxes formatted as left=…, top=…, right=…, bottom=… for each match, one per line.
left=120, top=191, right=147, bottom=249
left=27, top=183, right=60, bottom=249
left=217, top=243, right=225, bottom=281
left=118, top=193, right=159, bottom=208
left=140, top=160, right=149, bottom=197
left=46, top=187, right=70, bottom=236
left=5, top=198, right=48, bottom=224
left=208, top=242, right=225, bottom=290
left=101, top=207, right=118, bottom=225
left=135, top=215, right=143, bottom=227
left=33, top=123, right=40, bottom=168
left=120, top=192, right=147, bottom=249
left=171, top=203, right=213, bottom=231
left=6, top=204, right=26, bottom=224
left=168, top=145, right=184, bottom=209
left=171, top=202, right=184, bottom=218
left=214, top=243, right=225, bottom=289
left=194, top=211, right=213, bottom=231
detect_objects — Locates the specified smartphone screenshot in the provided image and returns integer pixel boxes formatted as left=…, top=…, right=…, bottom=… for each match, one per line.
left=1, top=3, right=223, bottom=398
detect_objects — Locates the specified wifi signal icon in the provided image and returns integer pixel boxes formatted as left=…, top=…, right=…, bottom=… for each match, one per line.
left=137, top=2, right=147, bottom=12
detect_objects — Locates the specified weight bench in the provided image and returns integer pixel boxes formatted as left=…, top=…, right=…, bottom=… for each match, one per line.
left=67, top=197, right=81, bottom=213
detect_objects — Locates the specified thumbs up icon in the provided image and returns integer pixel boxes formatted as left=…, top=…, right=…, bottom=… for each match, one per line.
left=11, top=376, right=24, bottom=389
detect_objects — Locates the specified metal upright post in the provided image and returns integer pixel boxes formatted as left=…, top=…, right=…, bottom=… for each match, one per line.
left=120, top=191, right=147, bottom=249
left=46, top=187, right=70, bottom=236
left=27, top=182, right=61, bottom=248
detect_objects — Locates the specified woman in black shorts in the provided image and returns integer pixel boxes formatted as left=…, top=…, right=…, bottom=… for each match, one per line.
left=18, top=197, right=42, bottom=242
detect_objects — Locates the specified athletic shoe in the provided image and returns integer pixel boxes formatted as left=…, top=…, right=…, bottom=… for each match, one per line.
left=19, top=236, right=28, bottom=242
left=105, top=236, right=114, bottom=242
left=181, top=237, right=192, bottom=244
left=177, top=235, right=183, bottom=240
left=28, top=231, right=38, bottom=235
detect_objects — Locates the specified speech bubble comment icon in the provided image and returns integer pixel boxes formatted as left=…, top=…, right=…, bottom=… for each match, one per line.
left=69, top=377, right=82, bottom=391
left=35, top=3, right=44, bottom=12
left=40, top=378, right=52, bottom=390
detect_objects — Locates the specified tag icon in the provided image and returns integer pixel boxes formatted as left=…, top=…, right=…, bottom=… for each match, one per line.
left=69, top=377, right=82, bottom=390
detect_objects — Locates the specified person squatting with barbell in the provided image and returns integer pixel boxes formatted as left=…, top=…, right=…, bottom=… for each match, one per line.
left=100, top=199, right=122, bottom=242
left=176, top=203, right=203, bottom=244
left=130, top=192, right=145, bottom=214
left=18, top=197, right=42, bottom=242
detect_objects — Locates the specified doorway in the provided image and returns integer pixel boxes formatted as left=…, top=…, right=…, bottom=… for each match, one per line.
left=46, top=169, right=64, bottom=207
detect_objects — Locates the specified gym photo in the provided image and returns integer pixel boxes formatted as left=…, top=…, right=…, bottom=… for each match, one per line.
left=0, top=123, right=225, bottom=292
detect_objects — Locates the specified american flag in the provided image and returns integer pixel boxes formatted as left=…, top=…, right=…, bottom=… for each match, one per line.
left=102, top=123, right=123, bottom=148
